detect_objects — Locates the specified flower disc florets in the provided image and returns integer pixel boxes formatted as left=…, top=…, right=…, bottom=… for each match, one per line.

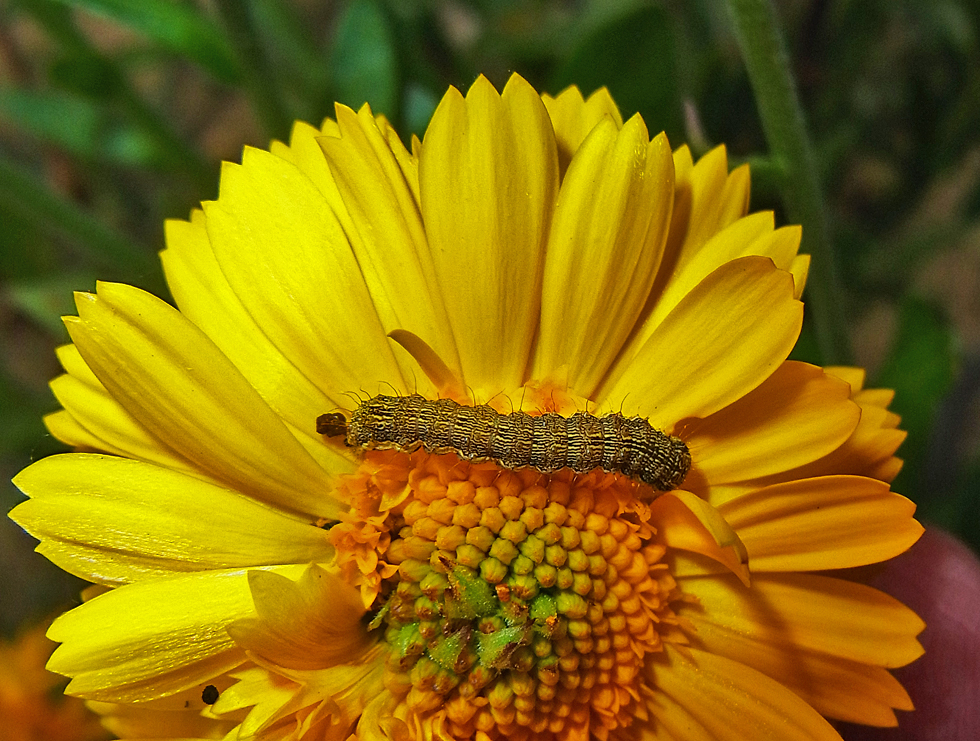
left=332, top=448, right=684, bottom=741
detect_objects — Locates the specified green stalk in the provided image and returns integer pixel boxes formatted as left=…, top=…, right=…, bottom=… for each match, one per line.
left=0, top=155, right=154, bottom=276
left=214, top=0, right=293, bottom=140
left=726, top=0, right=852, bottom=365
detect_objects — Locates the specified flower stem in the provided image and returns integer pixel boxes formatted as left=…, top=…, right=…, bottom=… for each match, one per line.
left=726, top=0, right=852, bottom=365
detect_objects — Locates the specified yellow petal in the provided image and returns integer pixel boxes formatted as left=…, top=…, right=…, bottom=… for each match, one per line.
left=630, top=214, right=803, bottom=357
left=162, top=216, right=354, bottom=462
left=214, top=666, right=299, bottom=734
left=49, top=373, right=199, bottom=476
left=651, top=491, right=750, bottom=585
left=767, top=398, right=907, bottom=484
left=46, top=567, right=291, bottom=701
left=11, top=453, right=334, bottom=585
left=221, top=651, right=386, bottom=739
left=541, top=85, right=623, bottom=176
left=654, top=145, right=694, bottom=287
left=55, top=342, right=101, bottom=386
left=685, top=362, right=860, bottom=486
left=717, top=475, right=922, bottom=571
left=826, top=366, right=866, bottom=392
left=227, top=566, right=370, bottom=671
left=376, top=113, right=422, bottom=207
left=203, top=147, right=406, bottom=399
left=318, top=103, right=461, bottom=388
left=43, top=409, right=101, bottom=450
left=92, top=699, right=238, bottom=740
left=274, top=120, right=353, bottom=226
left=388, top=329, right=465, bottom=398
left=67, top=283, right=343, bottom=520
left=677, top=572, right=925, bottom=668
left=646, top=645, right=842, bottom=741
left=675, top=146, right=748, bottom=265
left=420, top=74, right=559, bottom=392
left=49, top=344, right=201, bottom=473
left=601, top=256, right=803, bottom=426
left=687, top=617, right=913, bottom=727
left=791, top=253, right=811, bottom=297
left=535, top=119, right=673, bottom=396
left=647, top=147, right=753, bottom=332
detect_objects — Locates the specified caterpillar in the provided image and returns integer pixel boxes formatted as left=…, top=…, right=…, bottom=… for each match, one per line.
left=317, top=394, right=691, bottom=492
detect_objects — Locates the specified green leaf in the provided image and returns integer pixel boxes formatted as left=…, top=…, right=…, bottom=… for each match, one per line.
left=552, top=5, right=683, bottom=141
left=48, top=0, right=240, bottom=84
left=329, top=0, right=398, bottom=117
left=874, top=297, right=957, bottom=499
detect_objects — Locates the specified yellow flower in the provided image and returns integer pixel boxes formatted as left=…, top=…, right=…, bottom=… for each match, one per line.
left=0, top=620, right=109, bottom=741
left=10, top=74, right=924, bottom=741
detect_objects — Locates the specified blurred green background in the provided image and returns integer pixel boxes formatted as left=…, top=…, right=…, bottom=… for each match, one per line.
left=1, top=0, right=978, bottom=638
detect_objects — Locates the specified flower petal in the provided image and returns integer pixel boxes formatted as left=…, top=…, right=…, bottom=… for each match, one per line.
left=646, top=645, right=842, bottom=741
left=89, top=696, right=239, bottom=739
left=666, top=146, right=748, bottom=269
left=47, top=343, right=199, bottom=473
left=46, top=568, right=285, bottom=701
left=67, top=283, right=343, bottom=520
left=637, top=214, right=802, bottom=349
left=717, top=475, right=923, bottom=571
left=650, top=491, right=750, bottom=585
left=601, top=256, right=803, bottom=426
left=541, top=85, right=623, bottom=176
left=677, top=572, right=925, bottom=668
left=162, top=214, right=356, bottom=475
left=11, top=454, right=334, bottom=585
left=687, top=618, right=913, bottom=727
left=685, top=362, right=860, bottom=486
left=317, top=104, right=460, bottom=391
left=760, top=390, right=907, bottom=485
left=203, top=146, right=406, bottom=399
left=54, top=341, right=100, bottom=386
left=643, top=146, right=752, bottom=337
left=534, top=117, right=673, bottom=396
left=48, top=374, right=198, bottom=475
left=420, top=74, right=559, bottom=393
left=826, top=366, right=866, bottom=392
left=227, top=566, right=370, bottom=671
left=272, top=119, right=350, bottom=218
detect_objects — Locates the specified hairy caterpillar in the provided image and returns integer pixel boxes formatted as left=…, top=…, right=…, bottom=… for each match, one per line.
left=317, top=394, right=691, bottom=492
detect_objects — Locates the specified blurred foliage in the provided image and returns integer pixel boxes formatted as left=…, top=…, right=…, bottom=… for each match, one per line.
left=1, top=0, right=979, bottom=633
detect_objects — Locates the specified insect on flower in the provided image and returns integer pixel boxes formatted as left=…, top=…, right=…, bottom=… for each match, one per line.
left=317, top=393, right=692, bottom=492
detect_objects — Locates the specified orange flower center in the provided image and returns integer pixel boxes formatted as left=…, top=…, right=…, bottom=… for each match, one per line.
left=332, top=449, right=687, bottom=741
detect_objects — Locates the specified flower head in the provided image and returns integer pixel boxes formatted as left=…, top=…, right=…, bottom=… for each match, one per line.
left=11, top=74, right=923, bottom=741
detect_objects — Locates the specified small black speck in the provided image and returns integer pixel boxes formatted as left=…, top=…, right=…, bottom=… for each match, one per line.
left=202, top=684, right=220, bottom=704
